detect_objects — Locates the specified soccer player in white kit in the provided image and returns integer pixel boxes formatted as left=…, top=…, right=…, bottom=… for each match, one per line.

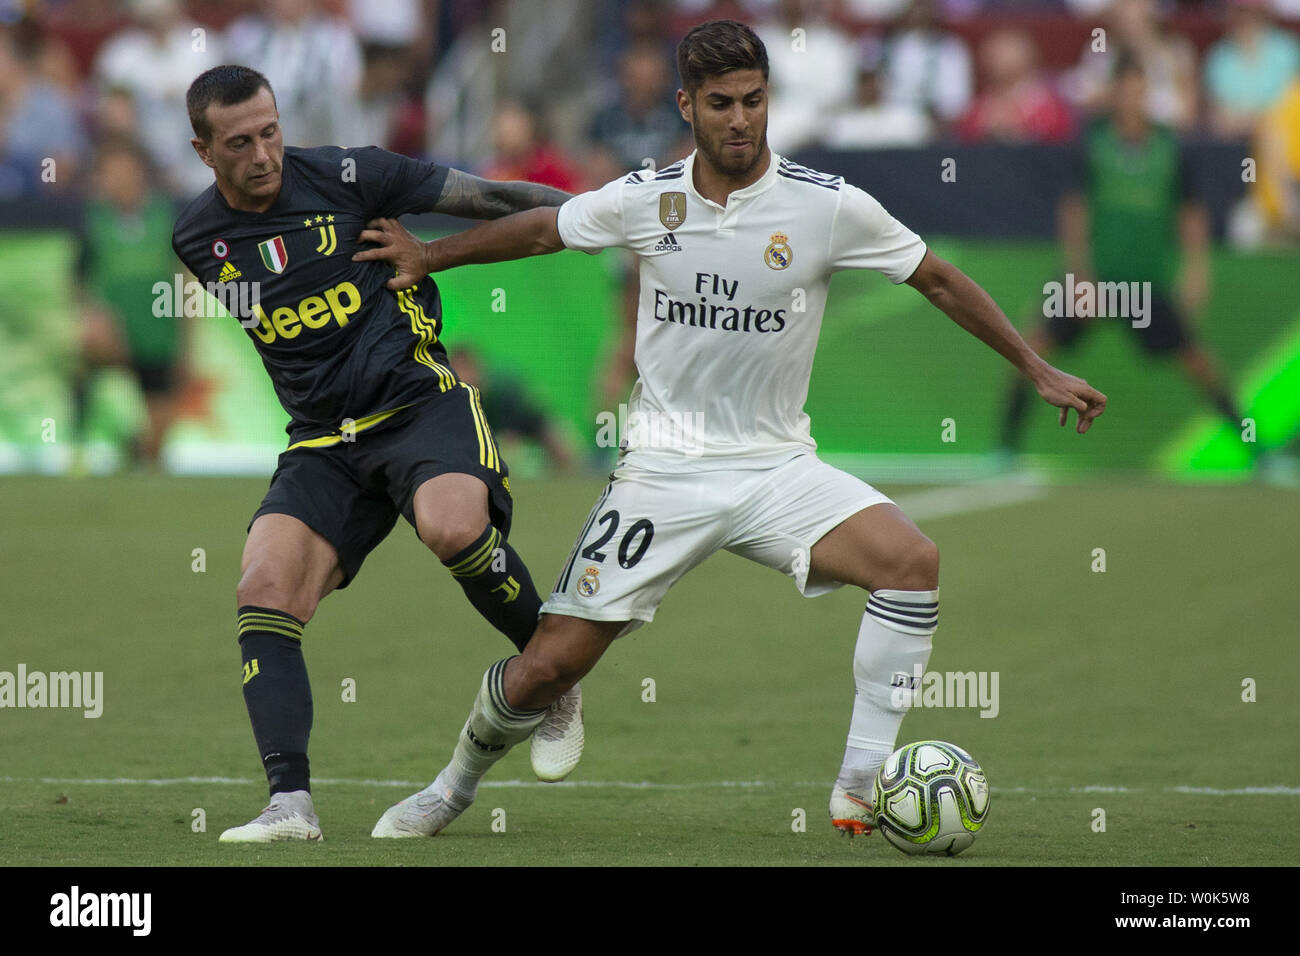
left=357, top=19, right=1107, bottom=839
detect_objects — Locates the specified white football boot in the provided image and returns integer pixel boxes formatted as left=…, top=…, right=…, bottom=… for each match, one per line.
left=530, top=682, right=584, bottom=782
left=371, top=769, right=469, bottom=838
left=829, top=785, right=875, bottom=837
left=219, top=790, right=323, bottom=842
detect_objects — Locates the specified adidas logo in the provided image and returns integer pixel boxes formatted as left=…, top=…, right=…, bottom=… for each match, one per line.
left=219, top=261, right=242, bottom=282
left=654, top=232, right=682, bottom=252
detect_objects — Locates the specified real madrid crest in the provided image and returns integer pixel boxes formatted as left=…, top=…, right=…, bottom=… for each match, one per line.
left=659, top=192, right=687, bottom=230
left=764, top=232, right=792, bottom=270
left=576, top=566, right=601, bottom=598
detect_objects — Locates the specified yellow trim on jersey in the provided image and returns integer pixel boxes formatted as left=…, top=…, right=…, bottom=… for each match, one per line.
left=460, top=382, right=500, bottom=471
left=284, top=403, right=415, bottom=451
left=474, top=385, right=502, bottom=472
left=396, top=288, right=456, bottom=391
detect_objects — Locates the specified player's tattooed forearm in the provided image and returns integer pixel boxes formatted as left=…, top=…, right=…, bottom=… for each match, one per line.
left=435, top=168, right=571, bottom=219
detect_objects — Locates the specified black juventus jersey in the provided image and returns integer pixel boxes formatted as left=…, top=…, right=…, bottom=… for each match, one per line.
left=172, top=145, right=456, bottom=443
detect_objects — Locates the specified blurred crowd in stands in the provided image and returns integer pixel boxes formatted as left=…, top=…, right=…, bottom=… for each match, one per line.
left=3, top=0, right=1295, bottom=471
left=2, top=0, right=1299, bottom=237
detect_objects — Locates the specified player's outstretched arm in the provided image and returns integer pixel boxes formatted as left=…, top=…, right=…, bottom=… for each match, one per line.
left=905, top=250, right=1108, bottom=433
left=432, top=168, right=571, bottom=220
left=352, top=207, right=566, bottom=291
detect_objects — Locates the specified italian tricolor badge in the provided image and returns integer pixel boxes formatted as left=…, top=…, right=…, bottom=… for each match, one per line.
left=257, top=235, right=288, bottom=273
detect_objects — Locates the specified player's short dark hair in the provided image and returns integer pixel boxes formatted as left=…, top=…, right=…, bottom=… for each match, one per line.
left=186, top=65, right=276, bottom=141
left=676, top=19, right=769, bottom=94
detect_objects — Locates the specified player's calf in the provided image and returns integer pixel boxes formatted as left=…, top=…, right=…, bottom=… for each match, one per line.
left=438, top=523, right=543, bottom=652
left=831, top=588, right=938, bottom=833
left=505, top=613, right=620, bottom=710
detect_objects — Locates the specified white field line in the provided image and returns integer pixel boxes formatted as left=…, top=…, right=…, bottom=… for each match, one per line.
left=891, top=481, right=1049, bottom=522
left=1, top=776, right=1296, bottom=796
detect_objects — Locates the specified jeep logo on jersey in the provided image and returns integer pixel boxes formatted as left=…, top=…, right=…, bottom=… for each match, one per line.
left=659, top=192, right=686, bottom=230
left=247, top=279, right=361, bottom=344
left=257, top=235, right=289, bottom=273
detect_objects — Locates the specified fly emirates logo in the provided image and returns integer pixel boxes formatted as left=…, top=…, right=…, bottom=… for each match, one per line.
left=652, top=272, right=788, bottom=335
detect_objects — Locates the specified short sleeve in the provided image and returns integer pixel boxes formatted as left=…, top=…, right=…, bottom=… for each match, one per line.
left=830, top=183, right=927, bottom=282
left=556, top=176, right=628, bottom=254
left=348, top=146, right=450, bottom=219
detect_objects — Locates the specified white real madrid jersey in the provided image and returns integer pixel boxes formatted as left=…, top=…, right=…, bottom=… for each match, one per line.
left=556, top=150, right=927, bottom=471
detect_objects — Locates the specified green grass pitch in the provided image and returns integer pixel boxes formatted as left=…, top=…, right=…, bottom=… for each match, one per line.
left=0, top=473, right=1296, bottom=866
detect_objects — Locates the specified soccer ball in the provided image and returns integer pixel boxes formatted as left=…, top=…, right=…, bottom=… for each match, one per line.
left=872, top=740, right=989, bottom=856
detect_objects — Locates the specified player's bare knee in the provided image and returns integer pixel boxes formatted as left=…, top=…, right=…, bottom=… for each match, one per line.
left=878, top=536, right=939, bottom=592
left=235, top=572, right=317, bottom=625
left=420, top=516, right=486, bottom=562
left=905, top=537, right=940, bottom=590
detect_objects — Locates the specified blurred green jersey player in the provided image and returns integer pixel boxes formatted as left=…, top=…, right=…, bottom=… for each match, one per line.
left=1001, top=55, right=1245, bottom=457
left=74, top=138, right=187, bottom=469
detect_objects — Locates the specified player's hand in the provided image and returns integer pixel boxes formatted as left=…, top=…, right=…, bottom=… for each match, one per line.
left=352, top=218, right=433, bottom=290
left=1031, top=364, right=1107, bottom=434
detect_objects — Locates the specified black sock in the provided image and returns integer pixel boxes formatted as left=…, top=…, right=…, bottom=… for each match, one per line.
left=237, top=606, right=312, bottom=796
left=1208, top=388, right=1243, bottom=429
left=443, top=525, right=542, bottom=652
left=71, top=366, right=92, bottom=443
left=1001, top=379, right=1032, bottom=451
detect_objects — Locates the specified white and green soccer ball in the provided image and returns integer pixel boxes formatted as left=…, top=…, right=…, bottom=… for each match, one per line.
left=872, top=740, right=990, bottom=856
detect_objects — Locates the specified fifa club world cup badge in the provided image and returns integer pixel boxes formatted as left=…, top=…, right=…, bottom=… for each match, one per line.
left=577, top=566, right=601, bottom=598
left=764, top=232, right=792, bottom=270
left=659, top=192, right=686, bottom=230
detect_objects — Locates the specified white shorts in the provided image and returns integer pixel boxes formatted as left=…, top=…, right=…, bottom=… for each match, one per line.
left=543, top=453, right=894, bottom=636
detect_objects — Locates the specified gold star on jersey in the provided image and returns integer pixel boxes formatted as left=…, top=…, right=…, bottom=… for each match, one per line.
left=301, top=213, right=338, bottom=256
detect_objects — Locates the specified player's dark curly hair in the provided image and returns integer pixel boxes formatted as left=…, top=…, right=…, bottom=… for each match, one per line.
left=186, top=65, right=277, bottom=141
left=676, top=19, right=769, bottom=94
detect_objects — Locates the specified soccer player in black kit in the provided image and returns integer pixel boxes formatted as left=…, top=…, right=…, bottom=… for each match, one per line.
left=171, top=66, right=584, bottom=841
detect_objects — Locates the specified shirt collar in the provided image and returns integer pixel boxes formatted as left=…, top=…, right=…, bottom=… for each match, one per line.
left=683, top=147, right=781, bottom=208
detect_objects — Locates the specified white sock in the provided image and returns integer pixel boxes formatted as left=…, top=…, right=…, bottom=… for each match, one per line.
left=836, top=588, right=937, bottom=791
left=440, top=658, right=546, bottom=807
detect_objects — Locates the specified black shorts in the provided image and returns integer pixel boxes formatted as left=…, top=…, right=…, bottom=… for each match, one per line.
left=1045, top=293, right=1191, bottom=355
left=248, top=384, right=513, bottom=588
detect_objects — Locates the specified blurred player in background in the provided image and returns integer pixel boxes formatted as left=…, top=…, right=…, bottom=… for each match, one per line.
left=171, top=65, right=584, bottom=842
left=74, top=138, right=188, bottom=470
left=483, top=100, right=583, bottom=193
left=1000, top=56, right=1245, bottom=458
left=451, top=346, right=576, bottom=474
left=356, top=19, right=1106, bottom=841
